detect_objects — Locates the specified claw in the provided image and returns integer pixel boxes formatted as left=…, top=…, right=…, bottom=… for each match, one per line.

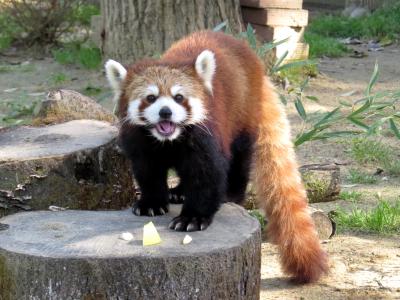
left=175, top=222, right=186, bottom=231
left=148, top=208, right=154, bottom=217
left=200, top=222, right=209, bottom=231
left=133, top=207, right=141, bottom=216
left=186, top=222, right=199, bottom=232
left=159, top=208, right=166, bottom=215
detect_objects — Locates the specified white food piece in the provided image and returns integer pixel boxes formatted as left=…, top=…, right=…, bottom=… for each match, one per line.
left=182, top=234, right=192, bottom=245
left=119, top=232, right=134, bottom=241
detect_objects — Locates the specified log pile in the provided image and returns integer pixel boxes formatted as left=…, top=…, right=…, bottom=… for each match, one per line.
left=241, top=0, right=309, bottom=61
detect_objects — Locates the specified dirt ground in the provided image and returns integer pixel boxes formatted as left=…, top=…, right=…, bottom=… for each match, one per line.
left=0, top=43, right=399, bottom=299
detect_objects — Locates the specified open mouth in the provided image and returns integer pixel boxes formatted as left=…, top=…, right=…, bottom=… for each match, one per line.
left=155, top=121, right=177, bottom=137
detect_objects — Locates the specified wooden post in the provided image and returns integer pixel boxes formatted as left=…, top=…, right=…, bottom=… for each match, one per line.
left=240, top=0, right=310, bottom=61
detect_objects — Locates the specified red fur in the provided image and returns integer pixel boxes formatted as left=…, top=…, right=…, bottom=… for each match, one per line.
left=119, top=31, right=329, bottom=282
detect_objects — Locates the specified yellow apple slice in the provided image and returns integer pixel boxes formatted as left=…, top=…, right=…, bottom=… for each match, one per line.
left=182, top=234, right=192, bottom=245
left=143, top=221, right=162, bottom=246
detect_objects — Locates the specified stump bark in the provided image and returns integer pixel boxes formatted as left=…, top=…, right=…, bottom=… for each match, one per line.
left=0, top=120, right=134, bottom=217
left=98, top=0, right=244, bottom=64
left=0, top=203, right=261, bottom=300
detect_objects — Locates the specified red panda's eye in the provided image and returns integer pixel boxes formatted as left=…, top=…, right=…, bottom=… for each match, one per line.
left=146, top=95, right=157, bottom=103
left=174, top=94, right=184, bottom=102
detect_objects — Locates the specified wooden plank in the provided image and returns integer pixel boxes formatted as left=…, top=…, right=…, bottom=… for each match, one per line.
left=251, top=24, right=305, bottom=42
left=240, top=0, right=303, bottom=9
left=242, top=8, right=309, bottom=27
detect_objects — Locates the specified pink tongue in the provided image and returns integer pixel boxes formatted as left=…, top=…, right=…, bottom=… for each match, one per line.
left=156, top=121, right=176, bottom=136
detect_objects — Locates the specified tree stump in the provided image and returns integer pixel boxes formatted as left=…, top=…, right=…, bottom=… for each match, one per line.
left=33, top=89, right=117, bottom=126
left=300, top=163, right=341, bottom=203
left=0, top=203, right=261, bottom=300
left=0, top=120, right=134, bottom=217
left=98, top=0, right=244, bottom=64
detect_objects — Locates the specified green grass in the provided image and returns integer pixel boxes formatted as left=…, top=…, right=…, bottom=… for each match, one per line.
left=347, top=169, right=378, bottom=184
left=350, top=138, right=391, bottom=164
left=349, top=138, right=400, bottom=176
left=50, top=72, right=69, bottom=85
left=339, top=191, right=363, bottom=202
left=335, top=200, right=400, bottom=234
left=305, top=2, right=400, bottom=57
left=308, top=3, right=400, bottom=39
left=52, top=43, right=102, bottom=69
left=304, top=32, right=349, bottom=58
left=278, top=62, right=319, bottom=84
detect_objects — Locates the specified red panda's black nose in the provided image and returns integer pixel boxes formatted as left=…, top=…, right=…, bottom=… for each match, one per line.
left=159, top=106, right=172, bottom=119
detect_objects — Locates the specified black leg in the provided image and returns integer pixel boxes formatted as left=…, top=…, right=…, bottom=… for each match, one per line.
left=226, top=133, right=254, bottom=204
left=131, top=157, right=169, bottom=216
left=169, top=129, right=228, bottom=232
left=119, top=126, right=170, bottom=216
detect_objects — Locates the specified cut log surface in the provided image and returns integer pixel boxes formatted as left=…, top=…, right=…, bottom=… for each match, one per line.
left=240, top=0, right=303, bottom=9
left=0, top=204, right=261, bottom=300
left=0, top=120, right=134, bottom=216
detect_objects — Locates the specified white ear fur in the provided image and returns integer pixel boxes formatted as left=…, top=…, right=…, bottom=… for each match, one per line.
left=195, top=50, right=216, bottom=93
left=105, top=59, right=127, bottom=92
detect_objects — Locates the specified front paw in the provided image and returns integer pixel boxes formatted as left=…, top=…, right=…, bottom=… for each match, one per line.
left=132, top=200, right=168, bottom=216
left=168, top=215, right=212, bottom=232
left=168, top=186, right=185, bottom=204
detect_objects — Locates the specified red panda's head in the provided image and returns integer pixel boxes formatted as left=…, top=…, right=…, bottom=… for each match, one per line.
left=105, top=50, right=216, bottom=141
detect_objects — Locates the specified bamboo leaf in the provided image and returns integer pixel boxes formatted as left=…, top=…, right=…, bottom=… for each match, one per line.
left=314, top=107, right=341, bottom=127
left=295, top=98, right=307, bottom=121
left=279, top=93, right=287, bottom=105
left=306, top=95, right=319, bottom=102
left=295, top=128, right=318, bottom=147
left=270, top=51, right=288, bottom=73
left=389, top=119, right=400, bottom=139
left=213, top=21, right=227, bottom=32
left=246, top=24, right=257, bottom=50
left=366, top=62, right=379, bottom=96
left=347, top=117, right=370, bottom=130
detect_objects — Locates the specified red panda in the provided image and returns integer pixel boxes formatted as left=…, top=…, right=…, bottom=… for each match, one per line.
left=105, top=31, right=328, bottom=283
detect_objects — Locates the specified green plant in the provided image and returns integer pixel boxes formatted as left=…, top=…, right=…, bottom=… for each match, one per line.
left=339, top=191, right=363, bottom=202
left=1, top=100, right=38, bottom=126
left=307, top=3, right=400, bottom=40
left=347, top=169, right=378, bottom=184
left=248, top=210, right=266, bottom=230
left=51, top=72, right=69, bottom=85
left=334, top=200, right=400, bottom=234
left=304, top=32, right=349, bottom=58
left=214, top=23, right=400, bottom=147
left=304, top=2, right=400, bottom=57
left=288, top=64, right=400, bottom=146
left=350, top=138, right=391, bottom=164
left=349, top=139, right=400, bottom=176
left=52, top=43, right=101, bottom=69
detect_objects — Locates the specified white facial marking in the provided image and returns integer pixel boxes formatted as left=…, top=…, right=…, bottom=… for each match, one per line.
left=127, top=99, right=146, bottom=125
left=105, top=59, right=127, bottom=97
left=171, top=85, right=183, bottom=96
left=187, top=97, right=207, bottom=124
left=143, top=96, right=187, bottom=124
left=150, top=127, right=182, bottom=142
left=195, top=50, right=216, bottom=93
left=146, top=85, right=159, bottom=96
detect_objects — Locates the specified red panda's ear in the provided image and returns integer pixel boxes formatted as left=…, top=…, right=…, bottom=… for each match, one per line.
left=195, top=50, right=216, bottom=93
left=105, top=59, right=127, bottom=93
